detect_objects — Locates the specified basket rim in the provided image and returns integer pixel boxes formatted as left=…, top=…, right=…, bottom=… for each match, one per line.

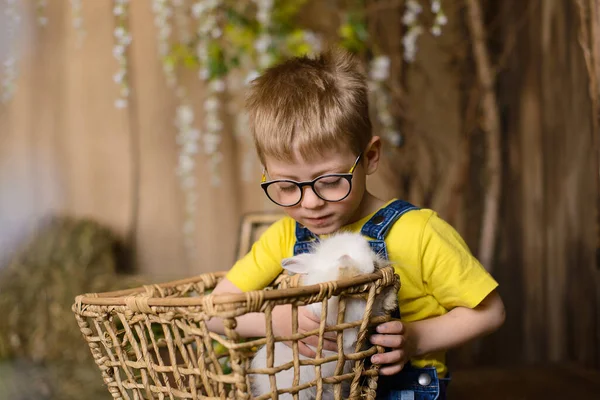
left=74, top=266, right=396, bottom=308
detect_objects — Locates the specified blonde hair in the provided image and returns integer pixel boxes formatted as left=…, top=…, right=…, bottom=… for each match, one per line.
left=246, top=49, right=372, bottom=165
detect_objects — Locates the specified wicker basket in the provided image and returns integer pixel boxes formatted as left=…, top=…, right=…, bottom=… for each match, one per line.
left=72, top=266, right=399, bottom=400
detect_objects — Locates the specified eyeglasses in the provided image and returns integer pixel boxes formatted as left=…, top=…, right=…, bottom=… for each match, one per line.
left=260, top=153, right=363, bottom=207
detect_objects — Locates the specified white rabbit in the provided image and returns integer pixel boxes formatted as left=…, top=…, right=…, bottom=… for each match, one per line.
left=250, top=232, right=398, bottom=400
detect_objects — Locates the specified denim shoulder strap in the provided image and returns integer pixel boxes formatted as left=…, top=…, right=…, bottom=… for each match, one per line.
left=361, top=200, right=419, bottom=260
left=293, top=223, right=319, bottom=255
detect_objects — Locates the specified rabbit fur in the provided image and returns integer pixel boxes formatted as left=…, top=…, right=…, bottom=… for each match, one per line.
left=250, top=232, right=398, bottom=400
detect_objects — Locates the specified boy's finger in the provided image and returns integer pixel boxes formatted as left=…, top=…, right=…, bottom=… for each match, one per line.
left=302, top=335, right=338, bottom=352
left=370, top=349, right=404, bottom=366
left=297, top=341, right=316, bottom=358
left=321, top=338, right=338, bottom=352
left=376, top=321, right=404, bottom=334
left=299, top=307, right=321, bottom=323
left=369, top=333, right=404, bottom=349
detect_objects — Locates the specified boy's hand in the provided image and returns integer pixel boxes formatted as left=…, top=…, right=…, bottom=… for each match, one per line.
left=272, top=305, right=337, bottom=358
left=369, top=320, right=416, bottom=375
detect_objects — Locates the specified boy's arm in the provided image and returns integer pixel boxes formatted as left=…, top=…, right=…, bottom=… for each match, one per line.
left=369, top=290, right=505, bottom=375
left=205, top=278, right=267, bottom=337
left=206, top=277, right=337, bottom=355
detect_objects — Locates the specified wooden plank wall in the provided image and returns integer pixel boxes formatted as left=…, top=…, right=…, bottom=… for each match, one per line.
left=464, top=0, right=600, bottom=369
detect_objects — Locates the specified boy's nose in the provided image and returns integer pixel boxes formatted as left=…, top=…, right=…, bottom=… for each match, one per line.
left=300, top=186, right=325, bottom=209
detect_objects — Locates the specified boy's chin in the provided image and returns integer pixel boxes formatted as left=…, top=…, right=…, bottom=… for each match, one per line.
left=304, top=221, right=341, bottom=236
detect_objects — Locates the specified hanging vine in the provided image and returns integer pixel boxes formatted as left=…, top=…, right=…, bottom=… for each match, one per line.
left=70, top=0, right=85, bottom=48
left=1, top=0, right=21, bottom=104
left=112, top=0, right=132, bottom=109
left=35, top=0, right=48, bottom=26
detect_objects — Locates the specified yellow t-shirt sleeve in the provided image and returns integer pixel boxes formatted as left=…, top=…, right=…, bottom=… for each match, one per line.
left=226, top=217, right=294, bottom=292
left=420, top=212, right=498, bottom=309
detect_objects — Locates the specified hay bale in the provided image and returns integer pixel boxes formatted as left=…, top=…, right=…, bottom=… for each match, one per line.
left=0, top=216, right=145, bottom=399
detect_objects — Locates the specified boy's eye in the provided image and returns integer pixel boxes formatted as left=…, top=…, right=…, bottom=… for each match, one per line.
left=316, top=176, right=343, bottom=187
left=274, top=182, right=298, bottom=192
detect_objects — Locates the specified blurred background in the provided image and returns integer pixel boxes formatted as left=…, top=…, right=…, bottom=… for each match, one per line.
left=0, top=0, right=599, bottom=399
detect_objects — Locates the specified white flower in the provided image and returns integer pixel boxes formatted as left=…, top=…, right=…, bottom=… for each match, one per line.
left=206, top=116, right=223, bottom=132
left=113, top=71, right=125, bottom=83
left=72, top=17, right=82, bottom=29
left=115, top=98, right=128, bottom=109
left=379, top=110, right=393, bottom=126
left=160, top=25, right=171, bottom=38
left=183, top=220, right=195, bottom=234
left=113, top=45, right=125, bottom=58
left=188, top=129, right=200, bottom=141
left=431, top=0, right=441, bottom=13
left=436, top=14, right=448, bottom=26
left=203, top=133, right=221, bottom=154
left=254, top=34, right=271, bottom=53
left=198, top=68, right=210, bottom=80
left=209, top=79, right=225, bottom=92
left=38, top=16, right=48, bottom=26
left=369, top=56, right=390, bottom=82
left=431, top=25, right=442, bottom=36
left=406, top=0, right=423, bottom=14
left=114, top=26, right=126, bottom=38
left=257, top=0, right=274, bottom=8
left=257, top=9, right=270, bottom=25
left=245, top=70, right=260, bottom=85
left=113, top=5, right=124, bottom=16
left=388, top=131, right=403, bottom=147
left=402, top=12, right=416, bottom=26
left=204, top=97, right=219, bottom=111
left=196, top=44, right=208, bottom=60
left=177, top=105, right=195, bottom=125
left=178, top=153, right=195, bottom=173
left=403, top=26, right=423, bottom=62
left=184, top=141, right=199, bottom=155
left=304, top=31, right=322, bottom=53
left=259, top=52, right=273, bottom=68
left=191, top=2, right=205, bottom=18
left=199, top=15, right=217, bottom=33
left=211, top=27, right=222, bottom=38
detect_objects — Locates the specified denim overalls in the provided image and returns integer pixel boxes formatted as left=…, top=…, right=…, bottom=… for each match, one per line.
left=293, top=200, right=449, bottom=400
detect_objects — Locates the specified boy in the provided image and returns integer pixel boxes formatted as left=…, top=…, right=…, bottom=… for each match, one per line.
left=208, top=49, right=505, bottom=399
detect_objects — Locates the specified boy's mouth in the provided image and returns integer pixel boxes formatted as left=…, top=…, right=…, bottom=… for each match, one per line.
left=304, top=215, right=332, bottom=225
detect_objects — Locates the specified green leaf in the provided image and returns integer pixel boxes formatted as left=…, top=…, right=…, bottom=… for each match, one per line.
left=207, top=41, right=229, bottom=79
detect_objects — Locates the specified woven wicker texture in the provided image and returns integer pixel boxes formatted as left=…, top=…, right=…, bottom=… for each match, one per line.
left=73, top=266, right=399, bottom=400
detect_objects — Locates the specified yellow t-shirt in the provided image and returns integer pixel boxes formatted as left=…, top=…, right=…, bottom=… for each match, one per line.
left=226, top=199, right=498, bottom=376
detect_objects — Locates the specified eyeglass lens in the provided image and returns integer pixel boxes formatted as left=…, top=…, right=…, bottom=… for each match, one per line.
left=265, top=175, right=351, bottom=206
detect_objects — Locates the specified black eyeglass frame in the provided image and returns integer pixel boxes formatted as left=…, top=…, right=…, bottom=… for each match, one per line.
left=260, top=153, right=363, bottom=207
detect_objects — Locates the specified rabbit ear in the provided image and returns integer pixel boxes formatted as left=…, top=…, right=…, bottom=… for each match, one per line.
left=281, top=254, right=313, bottom=275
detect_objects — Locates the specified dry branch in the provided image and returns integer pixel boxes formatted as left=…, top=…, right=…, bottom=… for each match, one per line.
left=464, top=0, right=502, bottom=272
left=574, top=0, right=600, bottom=255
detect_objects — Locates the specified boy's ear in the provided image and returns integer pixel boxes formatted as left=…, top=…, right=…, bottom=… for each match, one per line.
left=281, top=254, right=313, bottom=275
left=365, top=136, right=382, bottom=175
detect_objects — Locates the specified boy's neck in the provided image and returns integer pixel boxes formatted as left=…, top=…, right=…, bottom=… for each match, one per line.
left=347, top=192, right=386, bottom=225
